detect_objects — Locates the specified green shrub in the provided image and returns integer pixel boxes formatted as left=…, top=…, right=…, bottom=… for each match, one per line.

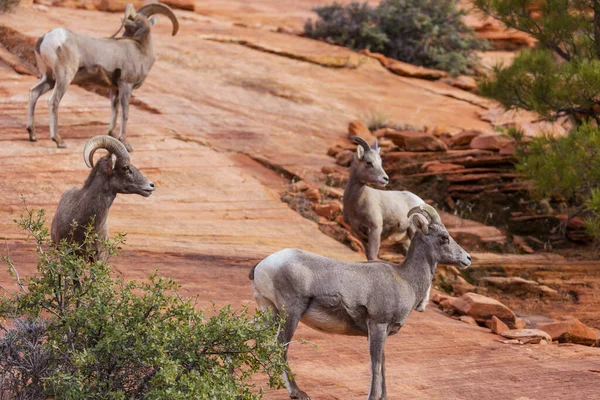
left=474, top=0, right=600, bottom=242
left=0, top=204, right=287, bottom=399
left=513, top=122, right=600, bottom=241
left=0, top=0, right=20, bottom=13
left=305, top=0, right=488, bottom=75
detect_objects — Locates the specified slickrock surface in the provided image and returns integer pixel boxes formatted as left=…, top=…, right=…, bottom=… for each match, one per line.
left=1, top=5, right=599, bottom=399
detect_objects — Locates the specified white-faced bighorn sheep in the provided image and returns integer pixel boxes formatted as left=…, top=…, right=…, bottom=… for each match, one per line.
left=250, top=204, right=471, bottom=400
left=27, top=3, right=178, bottom=151
left=344, top=136, right=424, bottom=260
left=51, top=135, right=155, bottom=260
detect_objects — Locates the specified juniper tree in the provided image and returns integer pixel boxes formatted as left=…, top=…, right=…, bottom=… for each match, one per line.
left=475, top=0, right=600, bottom=242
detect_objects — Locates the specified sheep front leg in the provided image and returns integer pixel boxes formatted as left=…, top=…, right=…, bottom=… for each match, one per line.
left=367, top=321, right=388, bottom=400
left=48, top=67, right=76, bottom=148
left=380, top=350, right=388, bottom=400
left=107, top=89, right=119, bottom=138
left=117, top=82, right=133, bottom=152
left=366, top=226, right=382, bottom=261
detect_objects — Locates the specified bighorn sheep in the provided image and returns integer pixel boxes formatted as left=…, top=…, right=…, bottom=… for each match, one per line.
left=250, top=204, right=471, bottom=400
left=51, top=135, right=155, bottom=260
left=343, top=136, right=424, bottom=260
left=27, top=3, right=178, bottom=151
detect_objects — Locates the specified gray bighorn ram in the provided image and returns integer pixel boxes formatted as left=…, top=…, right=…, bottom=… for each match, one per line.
left=343, top=136, right=424, bottom=260
left=250, top=204, right=472, bottom=400
left=51, top=135, right=155, bottom=260
left=27, top=3, right=178, bottom=151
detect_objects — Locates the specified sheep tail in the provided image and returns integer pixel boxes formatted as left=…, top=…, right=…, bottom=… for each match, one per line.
left=249, top=262, right=259, bottom=280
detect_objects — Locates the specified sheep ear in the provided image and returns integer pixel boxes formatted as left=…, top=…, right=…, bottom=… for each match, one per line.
left=110, top=154, right=117, bottom=169
left=149, top=16, right=158, bottom=27
left=356, top=145, right=365, bottom=160
left=409, top=213, right=429, bottom=235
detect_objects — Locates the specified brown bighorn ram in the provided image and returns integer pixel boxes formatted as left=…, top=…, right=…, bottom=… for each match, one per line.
left=27, top=3, right=178, bottom=151
left=51, top=135, right=155, bottom=260
left=343, top=136, right=424, bottom=260
left=250, top=204, right=472, bottom=400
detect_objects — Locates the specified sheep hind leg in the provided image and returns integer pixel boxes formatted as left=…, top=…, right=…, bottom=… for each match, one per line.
left=279, top=311, right=310, bottom=400
left=27, top=75, right=54, bottom=142
left=48, top=67, right=75, bottom=148
left=107, top=89, right=119, bottom=138
left=117, top=82, right=133, bottom=152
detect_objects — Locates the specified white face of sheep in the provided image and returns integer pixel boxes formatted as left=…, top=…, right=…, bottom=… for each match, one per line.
left=409, top=211, right=472, bottom=269
left=354, top=140, right=390, bottom=186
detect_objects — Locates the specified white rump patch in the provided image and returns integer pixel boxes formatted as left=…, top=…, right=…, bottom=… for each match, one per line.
left=252, top=248, right=296, bottom=308
left=40, top=28, right=69, bottom=67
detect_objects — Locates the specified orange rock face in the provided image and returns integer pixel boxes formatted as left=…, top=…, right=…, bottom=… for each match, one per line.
left=452, top=293, right=518, bottom=328
left=348, top=119, right=375, bottom=144
left=538, top=319, right=599, bottom=346
left=384, top=130, right=448, bottom=152
left=490, top=315, right=509, bottom=334
left=470, top=132, right=515, bottom=151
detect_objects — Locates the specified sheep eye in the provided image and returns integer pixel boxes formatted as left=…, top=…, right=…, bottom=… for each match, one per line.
left=366, top=161, right=373, bottom=168
left=440, top=236, right=449, bottom=244
left=122, top=166, right=130, bottom=172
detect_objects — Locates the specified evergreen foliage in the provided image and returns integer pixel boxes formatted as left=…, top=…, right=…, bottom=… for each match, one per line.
left=475, top=0, right=600, bottom=241
left=305, top=0, right=487, bottom=75
left=0, top=203, right=287, bottom=399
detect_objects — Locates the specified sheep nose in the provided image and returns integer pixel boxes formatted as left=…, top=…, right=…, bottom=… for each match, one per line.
left=149, top=182, right=156, bottom=189
left=383, top=176, right=389, bottom=183
left=467, top=255, right=472, bottom=262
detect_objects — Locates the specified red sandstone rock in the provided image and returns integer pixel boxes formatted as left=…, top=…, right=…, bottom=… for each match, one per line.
left=458, top=315, right=478, bottom=326
left=313, top=200, right=342, bottom=219
left=490, top=316, right=509, bottom=335
left=384, top=130, right=447, bottom=152
left=421, top=160, right=464, bottom=173
left=304, top=188, right=321, bottom=203
left=500, top=329, right=552, bottom=344
left=335, top=150, right=354, bottom=167
left=358, top=49, right=391, bottom=67
left=348, top=120, right=375, bottom=144
left=450, top=130, right=483, bottom=147
left=480, top=277, right=558, bottom=298
left=387, top=60, right=448, bottom=80
left=441, top=75, right=477, bottom=92
left=537, top=319, right=599, bottom=346
left=290, top=180, right=310, bottom=193
left=470, top=132, right=515, bottom=151
left=452, top=293, right=517, bottom=328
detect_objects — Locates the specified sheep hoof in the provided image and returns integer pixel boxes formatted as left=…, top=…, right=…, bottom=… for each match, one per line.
left=290, top=391, right=310, bottom=400
left=120, top=138, right=133, bottom=152
left=27, top=127, right=37, bottom=142
left=53, top=137, right=67, bottom=148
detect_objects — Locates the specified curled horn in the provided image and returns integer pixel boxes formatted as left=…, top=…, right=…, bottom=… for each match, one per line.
left=109, top=3, right=137, bottom=38
left=407, top=203, right=443, bottom=225
left=349, top=136, right=372, bottom=152
left=83, top=136, right=130, bottom=168
left=137, top=3, right=179, bottom=36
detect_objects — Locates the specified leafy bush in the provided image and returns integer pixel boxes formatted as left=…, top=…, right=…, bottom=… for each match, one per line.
left=305, top=0, right=487, bottom=75
left=0, top=0, right=20, bottom=13
left=475, top=0, right=600, bottom=242
left=512, top=123, right=600, bottom=241
left=0, top=204, right=287, bottom=399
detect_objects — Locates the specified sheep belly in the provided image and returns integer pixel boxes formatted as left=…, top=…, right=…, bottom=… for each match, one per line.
left=301, top=300, right=366, bottom=336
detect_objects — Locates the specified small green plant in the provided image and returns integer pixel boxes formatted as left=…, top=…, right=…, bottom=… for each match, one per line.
left=305, top=0, right=488, bottom=75
left=513, top=122, right=600, bottom=242
left=0, top=0, right=20, bottom=13
left=360, top=108, right=393, bottom=131
left=0, top=203, right=287, bottom=399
